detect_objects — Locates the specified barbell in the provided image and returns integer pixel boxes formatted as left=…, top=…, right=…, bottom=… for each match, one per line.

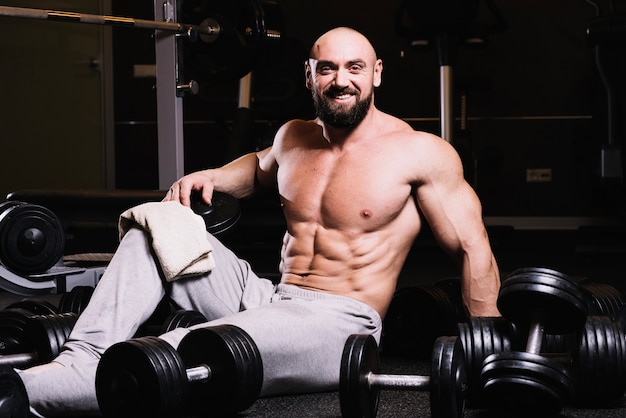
left=0, top=0, right=280, bottom=85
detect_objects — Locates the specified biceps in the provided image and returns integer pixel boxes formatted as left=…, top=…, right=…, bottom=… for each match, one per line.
left=256, top=147, right=278, bottom=189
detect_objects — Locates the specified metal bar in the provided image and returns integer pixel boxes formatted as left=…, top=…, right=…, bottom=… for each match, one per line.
left=155, top=0, right=185, bottom=189
left=439, top=65, right=454, bottom=143
left=187, top=364, right=211, bottom=382
left=0, top=5, right=219, bottom=37
left=369, top=373, right=430, bottom=390
left=0, top=352, right=38, bottom=368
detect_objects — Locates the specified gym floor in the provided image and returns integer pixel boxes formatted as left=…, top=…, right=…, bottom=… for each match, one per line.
left=1, top=196, right=625, bottom=417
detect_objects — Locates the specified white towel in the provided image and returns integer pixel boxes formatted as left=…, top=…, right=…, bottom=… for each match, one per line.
left=118, top=201, right=215, bottom=282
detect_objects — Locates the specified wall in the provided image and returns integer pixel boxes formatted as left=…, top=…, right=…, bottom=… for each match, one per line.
left=2, top=0, right=624, bottom=219
left=0, top=0, right=107, bottom=200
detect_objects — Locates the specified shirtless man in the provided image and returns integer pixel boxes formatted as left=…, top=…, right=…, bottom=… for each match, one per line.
left=166, top=26, right=500, bottom=318
left=16, top=27, right=500, bottom=416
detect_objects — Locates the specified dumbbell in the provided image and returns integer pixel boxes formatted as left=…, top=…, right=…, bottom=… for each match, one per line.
left=457, top=316, right=518, bottom=405
left=96, top=324, right=263, bottom=418
left=0, top=313, right=77, bottom=368
left=480, top=267, right=590, bottom=416
left=190, top=191, right=241, bottom=236
left=572, top=315, right=626, bottom=406
left=159, top=309, right=207, bottom=334
left=0, top=365, right=29, bottom=418
left=135, top=308, right=209, bottom=337
left=5, top=299, right=58, bottom=316
left=340, top=334, right=467, bottom=418
left=0, top=201, right=65, bottom=275
left=0, top=300, right=61, bottom=355
left=581, top=281, right=625, bottom=319
left=58, top=286, right=94, bottom=315
left=382, top=284, right=459, bottom=359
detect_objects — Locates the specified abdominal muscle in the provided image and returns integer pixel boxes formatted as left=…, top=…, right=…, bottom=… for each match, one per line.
left=279, top=208, right=420, bottom=318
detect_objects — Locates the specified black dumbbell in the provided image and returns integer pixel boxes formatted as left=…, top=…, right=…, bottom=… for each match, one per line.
left=96, top=324, right=263, bottom=418
left=190, top=191, right=241, bottom=236
left=340, top=334, right=467, bottom=418
left=159, top=309, right=207, bottom=334
left=581, top=281, right=625, bottom=319
left=58, top=286, right=94, bottom=315
left=0, top=300, right=62, bottom=355
left=457, top=316, right=518, bottom=405
left=0, top=201, right=65, bottom=275
left=572, top=315, right=626, bottom=406
left=0, top=313, right=77, bottom=368
left=135, top=309, right=208, bottom=337
left=480, top=267, right=590, bottom=416
left=382, top=285, right=458, bottom=359
left=5, top=299, right=58, bottom=316
left=0, top=365, right=29, bottom=417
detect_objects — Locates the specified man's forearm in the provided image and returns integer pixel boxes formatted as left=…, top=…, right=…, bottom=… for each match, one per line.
left=211, top=152, right=264, bottom=199
left=462, top=253, right=501, bottom=317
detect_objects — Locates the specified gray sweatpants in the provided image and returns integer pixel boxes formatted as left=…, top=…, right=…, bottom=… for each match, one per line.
left=20, top=227, right=382, bottom=416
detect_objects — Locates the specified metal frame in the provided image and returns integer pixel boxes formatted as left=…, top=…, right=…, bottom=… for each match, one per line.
left=154, top=0, right=185, bottom=189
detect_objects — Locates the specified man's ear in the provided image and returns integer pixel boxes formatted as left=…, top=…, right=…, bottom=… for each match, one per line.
left=373, top=59, right=383, bottom=88
left=304, top=60, right=313, bottom=90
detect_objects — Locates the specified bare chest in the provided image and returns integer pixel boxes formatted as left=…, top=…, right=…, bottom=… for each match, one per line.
left=277, top=147, right=413, bottom=230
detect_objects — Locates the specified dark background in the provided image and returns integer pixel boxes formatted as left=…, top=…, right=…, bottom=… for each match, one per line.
left=112, top=0, right=626, bottom=219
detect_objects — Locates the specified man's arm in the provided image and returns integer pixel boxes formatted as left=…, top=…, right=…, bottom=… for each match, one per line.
left=163, top=146, right=277, bottom=207
left=415, top=137, right=501, bottom=317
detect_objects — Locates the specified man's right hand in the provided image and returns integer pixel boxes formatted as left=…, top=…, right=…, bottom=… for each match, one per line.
left=162, top=170, right=215, bottom=208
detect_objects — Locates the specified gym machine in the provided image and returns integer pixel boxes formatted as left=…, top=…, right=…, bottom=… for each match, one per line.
left=0, top=0, right=274, bottom=295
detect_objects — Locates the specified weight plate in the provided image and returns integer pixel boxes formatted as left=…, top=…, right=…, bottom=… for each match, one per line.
left=481, top=351, right=573, bottom=415
left=498, top=277, right=588, bottom=334
left=0, top=365, right=29, bottom=418
left=192, top=191, right=241, bottom=236
left=457, top=322, right=473, bottom=374
left=180, top=0, right=267, bottom=85
left=0, top=202, right=65, bottom=274
left=470, top=318, right=484, bottom=391
left=0, top=309, right=33, bottom=355
left=574, top=316, right=626, bottom=405
left=617, top=304, right=626, bottom=333
left=58, top=286, right=94, bottom=315
left=5, top=300, right=59, bottom=316
left=21, top=313, right=77, bottom=366
left=178, top=325, right=263, bottom=416
left=339, top=334, right=379, bottom=418
left=96, top=336, right=188, bottom=417
left=160, top=309, right=208, bottom=334
left=430, top=336, right=466, bottom=418
left=599, top=317, right=625, bottom=404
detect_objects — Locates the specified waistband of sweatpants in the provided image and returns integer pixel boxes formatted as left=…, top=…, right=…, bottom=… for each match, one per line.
left=274, top=283, right=382, bottom=325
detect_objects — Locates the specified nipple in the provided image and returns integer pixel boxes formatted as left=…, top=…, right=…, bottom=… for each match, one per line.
left=360, top=209, right=372, bottom=219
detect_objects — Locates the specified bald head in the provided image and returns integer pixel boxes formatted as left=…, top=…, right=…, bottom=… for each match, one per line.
left=309, top=27, right=378, bottom=63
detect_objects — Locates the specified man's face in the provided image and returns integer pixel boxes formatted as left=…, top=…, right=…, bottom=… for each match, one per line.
left=305, top=29, right=382, bottom=129
left=308, top=62, right=373, bottom=129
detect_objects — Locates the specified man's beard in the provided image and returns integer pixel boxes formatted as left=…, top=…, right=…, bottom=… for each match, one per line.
left=312, top=87, right=372, bottom=129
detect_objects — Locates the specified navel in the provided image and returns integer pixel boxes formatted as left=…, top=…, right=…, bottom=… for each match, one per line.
left=360, top=209, right=372, bottom=219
